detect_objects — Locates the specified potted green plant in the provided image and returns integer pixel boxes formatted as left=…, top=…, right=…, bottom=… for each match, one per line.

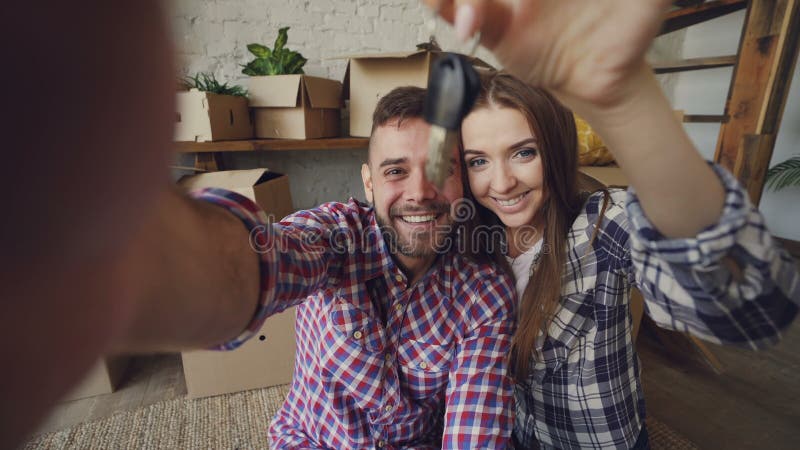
left=182, top=72, right=248, bottom=97
left=241, top=27, right=307, bottom=76
left=174, top=72, right=254, bottom=142
left=243, top=27, right=342, bottom=140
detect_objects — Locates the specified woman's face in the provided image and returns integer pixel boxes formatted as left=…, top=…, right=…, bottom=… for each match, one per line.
left=462, top=106, right=546, bottom=230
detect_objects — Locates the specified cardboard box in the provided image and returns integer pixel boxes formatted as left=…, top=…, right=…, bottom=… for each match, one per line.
left=174, top=89, right=254, bottom=142
left=178, top=168, right=297, bottom=398
left=181, top=308, right=297, bottom=399
left=179, top=169, right=294, bottom=220
left=62, top=357, right=130, bottom=401
left=248, top=75, right=342, bottom=139
left=340, top=50, right=492, bottom=137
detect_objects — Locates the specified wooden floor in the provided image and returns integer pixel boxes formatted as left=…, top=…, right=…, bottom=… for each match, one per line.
left=639, top=319, right=800, bottom=449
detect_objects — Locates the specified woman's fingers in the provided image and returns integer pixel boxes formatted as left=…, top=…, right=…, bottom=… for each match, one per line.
left=422, top=0, right=456, bottom=22
left=421, top=0, right=512, bottom=48
left=454, top=1, right=485, bottom=42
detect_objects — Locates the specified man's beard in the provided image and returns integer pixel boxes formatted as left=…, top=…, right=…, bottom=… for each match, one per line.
left=375, top=203, right=453, bottom=258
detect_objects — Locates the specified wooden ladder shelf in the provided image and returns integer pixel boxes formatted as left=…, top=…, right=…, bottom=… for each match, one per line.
left=646, top=0, right=800, bottom=374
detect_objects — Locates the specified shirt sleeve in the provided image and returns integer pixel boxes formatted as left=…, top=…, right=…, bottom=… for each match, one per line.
left=624, top=164, right=800, bottom=349
left=442, top=269, right=516, bottom=449
left=190, top=188, right=355, bottom=350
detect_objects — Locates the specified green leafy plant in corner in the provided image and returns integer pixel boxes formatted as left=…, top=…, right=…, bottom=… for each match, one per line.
left=766, top=155, right=800, bottom=191
left=242, top=27, right=307, bottom=76
left=182, top=72, right=248, bottom=97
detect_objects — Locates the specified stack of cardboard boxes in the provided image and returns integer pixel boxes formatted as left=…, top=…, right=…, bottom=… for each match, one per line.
left=173, top=49, right=490, bottom=143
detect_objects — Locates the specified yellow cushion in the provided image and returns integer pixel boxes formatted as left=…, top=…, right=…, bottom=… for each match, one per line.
left=576, top=115, right=615, bottom=166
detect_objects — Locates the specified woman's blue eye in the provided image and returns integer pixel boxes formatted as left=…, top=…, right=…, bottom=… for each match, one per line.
left=515, top=148, right=538, bottom=159
left=468, top=158, right=487, bottom=167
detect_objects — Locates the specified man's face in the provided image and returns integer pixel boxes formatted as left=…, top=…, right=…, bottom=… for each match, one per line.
left=361, top=118, right=463, bottom=263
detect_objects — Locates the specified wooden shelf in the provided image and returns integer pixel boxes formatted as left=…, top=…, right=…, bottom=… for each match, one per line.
left=660, top=0, right=748, bottom=35
left=653, top=55, right=738, bottom=73
left=175, top=137, right=369, bottom=153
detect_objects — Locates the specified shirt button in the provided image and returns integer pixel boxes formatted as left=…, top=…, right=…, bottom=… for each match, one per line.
left=394, top=303, right=403, bottom=312
left=418, top=361, right=428, bottom=370
left=353, top=330, right=363, bottom=339
left=394, top=274, right=403, bottom=283
left=385, top=354, right=392, bottom=363
left=377, top=440, right=386, bottom=448
left=384, top=404, right=393, bottom=413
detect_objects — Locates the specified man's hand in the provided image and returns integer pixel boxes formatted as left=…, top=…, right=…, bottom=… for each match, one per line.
left=424, top=0, right=673, bottom=109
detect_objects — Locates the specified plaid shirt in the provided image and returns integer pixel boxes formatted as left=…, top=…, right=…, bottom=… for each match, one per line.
left=513, top=165, right=800, bottom=449
left=189, top=192, right=516, bottom=449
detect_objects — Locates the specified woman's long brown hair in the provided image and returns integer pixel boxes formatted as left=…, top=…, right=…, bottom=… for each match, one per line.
left=460, top=71, right=603, bottom=381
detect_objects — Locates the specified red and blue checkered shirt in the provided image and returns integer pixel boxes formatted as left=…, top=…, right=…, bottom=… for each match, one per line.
left=189, top=192, right=516, bottom=449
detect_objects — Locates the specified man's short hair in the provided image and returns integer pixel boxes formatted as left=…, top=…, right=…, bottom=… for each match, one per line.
left=371, top=86, right=426, bottom=132
left=367, top=86, right=427, bottom=161
left=368, top=86, right=427, bottom=163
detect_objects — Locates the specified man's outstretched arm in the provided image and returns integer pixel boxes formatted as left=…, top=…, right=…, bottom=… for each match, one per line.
left=109, top=187, right=261, bottom=353
left=0, top=1, right=261, bottom=446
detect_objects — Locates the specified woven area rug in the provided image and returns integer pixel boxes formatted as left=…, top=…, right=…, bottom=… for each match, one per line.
left=24, top=384, right=697, bottom=449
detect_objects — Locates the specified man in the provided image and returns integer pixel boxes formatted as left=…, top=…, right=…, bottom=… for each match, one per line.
left=199, top=87, right=515, bottom=448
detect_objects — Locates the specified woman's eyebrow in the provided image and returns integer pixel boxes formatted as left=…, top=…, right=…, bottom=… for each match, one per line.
left=508, top=137, right=538, bottom=150
left=464, top=137, right=538, bottom=156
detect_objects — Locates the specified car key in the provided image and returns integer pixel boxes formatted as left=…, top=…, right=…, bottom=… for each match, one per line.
left=423, top=53, right=481, bottom=189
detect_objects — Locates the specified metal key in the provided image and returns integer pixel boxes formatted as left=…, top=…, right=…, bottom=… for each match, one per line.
left=423, top=53, right=481, bottom=189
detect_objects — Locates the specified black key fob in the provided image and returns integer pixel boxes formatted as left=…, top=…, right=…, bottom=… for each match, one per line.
left=424, top=53, right=481, bottom=130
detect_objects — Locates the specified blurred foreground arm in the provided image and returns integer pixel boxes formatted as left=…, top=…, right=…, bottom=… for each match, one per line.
left=0, top=1, right=258, bottom=447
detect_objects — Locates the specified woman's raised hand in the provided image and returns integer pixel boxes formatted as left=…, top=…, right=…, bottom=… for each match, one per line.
left=424, top=0, right=673, bottom=109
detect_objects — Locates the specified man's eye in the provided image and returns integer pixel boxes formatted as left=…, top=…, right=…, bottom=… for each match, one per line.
left=385, top=168, right=404, bottom=176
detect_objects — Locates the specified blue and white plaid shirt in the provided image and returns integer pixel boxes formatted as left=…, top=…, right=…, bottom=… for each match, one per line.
left=514, top=165, right=800, bottom=449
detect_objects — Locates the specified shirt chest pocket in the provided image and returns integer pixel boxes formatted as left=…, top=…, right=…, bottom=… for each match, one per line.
left=327, top=299, right=385, bottom=352
left=321, top=299, right=387, bottom=409
left=397, top=337, right=452, bottom=399
left=532, top=293, right=597, bottom=382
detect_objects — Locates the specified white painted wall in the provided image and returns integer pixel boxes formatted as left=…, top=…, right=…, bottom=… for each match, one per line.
left=670, top=11, right=800, bottom=240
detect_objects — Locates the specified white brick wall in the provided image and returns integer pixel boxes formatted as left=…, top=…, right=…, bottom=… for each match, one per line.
left=169, top=0, right=683, bottom=210
left=168, top=0, right=498, bottom=89
left=169, top=0, right=503, bottom=209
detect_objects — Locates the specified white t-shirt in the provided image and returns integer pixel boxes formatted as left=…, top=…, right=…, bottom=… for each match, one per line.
left=505, top=239, right=544, bottom=299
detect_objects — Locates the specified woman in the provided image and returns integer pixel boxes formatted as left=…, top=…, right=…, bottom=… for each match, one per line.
left=426, top=1, right=800, bottom=449
left=459, top=70, right=798, bottom=449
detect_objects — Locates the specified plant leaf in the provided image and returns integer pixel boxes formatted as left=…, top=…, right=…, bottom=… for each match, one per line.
left=242, top=63, right=257, bottom=77
left=182, top=72, right=247, bottom=97
left=274, top=27, right=289, bottom=54
left=766, top=155, right=800, bottom=191
left=283, top=50, right=307, bottom=74
left=247, top=43, right=271, bottom=59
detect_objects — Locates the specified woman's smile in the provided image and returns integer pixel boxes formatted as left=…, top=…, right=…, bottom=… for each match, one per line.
left=491, top=190, right=532, bottom=211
